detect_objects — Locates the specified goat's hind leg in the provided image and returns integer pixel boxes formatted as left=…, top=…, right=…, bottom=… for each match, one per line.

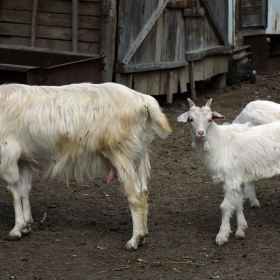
left=115, top=160, right=148, bottom=250
left=243, top=181, right=260, bottom=209
left=235, top=189, right=248, bottom=239
left=18, top=161, right=34, bottom=236
left=137, top=151, right=150, bottom=243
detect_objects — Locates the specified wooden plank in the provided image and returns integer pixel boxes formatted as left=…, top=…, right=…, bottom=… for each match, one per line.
left=100, top=0, right=117, bottom=82
left=0, top=9, right=100, bottom=29
left=30, top=0, right=38, bottom=47
left=185, top=46, right=233, bottom=61
left=121, top=0, right=168, bottom=65
left=204, top=0, right=228, bottom=45
left=172, top=68, right=178, bottom=94
left=72, top=0, right=78, bottom=51
left=115, top=73, right=133, bottom=88
left=120, top=60, right=189, bottom=73
left=242, top=0, right=262, bottom=7
left=199, top=0, right=227, bottom=45
left=166, top=71, right=174, bottom=103
left=0, top=0, right=101, bottom=16
left=167, top=0, right=193, bottom=8
left=241, top=15, right=263, bottom=27
left=0, top=0, right=33, bottom=11
left=159, top=70, right=167, bottom=95
left=178, top=66, right=187, bottom=93
left=0, top=22, right=100, bottom=42
left=189, top=61, right=196, bottom=100
left=0, top=36, right=99, bottom=53
left=133, top=72, right=148, bottom=94
left=147, top=71, right=160, bottom=95
left=243, top=6, right=262, bottom=15
left=155, top=0, right=164, bottom=63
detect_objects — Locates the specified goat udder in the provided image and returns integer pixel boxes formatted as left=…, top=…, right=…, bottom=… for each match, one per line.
left=107, top=164, right=117, bottom=183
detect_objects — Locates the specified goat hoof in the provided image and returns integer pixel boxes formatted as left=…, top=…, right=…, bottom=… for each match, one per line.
left=216, top=241, right=227, bottom=246
left=5, top=235, right=21, bottom=241
left=125, top=243, right=137, bottom=251
left=251, top=204, right=260, bottom=209
left=235, top=235, right=245, bottom=240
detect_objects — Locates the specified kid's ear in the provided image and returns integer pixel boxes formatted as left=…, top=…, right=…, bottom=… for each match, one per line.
left=177, top=112, right=189, bottom=123
left=206, top=98, right=213, bottom=107
left=187, top=98, right=196, bottom=107
left=212, top=111, right=225, bottom=120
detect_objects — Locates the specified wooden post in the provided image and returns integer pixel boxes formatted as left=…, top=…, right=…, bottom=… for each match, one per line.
left=72, top=0, right=78, bottom=52
left=100, top=0, right=117, bottom=82
left=30, top=0, right=38, bottom=47
left=166, top=71, right=174, bottom=103
left=189, top=61, right=196, bottom=100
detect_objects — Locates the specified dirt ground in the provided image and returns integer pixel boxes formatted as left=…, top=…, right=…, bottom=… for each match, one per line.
left=1, top=74, right=280, bottom=280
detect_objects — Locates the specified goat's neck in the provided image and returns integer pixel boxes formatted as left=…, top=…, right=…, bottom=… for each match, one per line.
left=192, top=122, right=221, bottom=154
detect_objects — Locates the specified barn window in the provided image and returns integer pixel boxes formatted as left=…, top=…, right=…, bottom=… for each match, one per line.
left=239, top=0, right=267, bottom=28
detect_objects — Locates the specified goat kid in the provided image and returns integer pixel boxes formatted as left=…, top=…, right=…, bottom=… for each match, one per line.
left=178, top=98, right=280, bottom=246
left=0, top=82, right=172, bottom=250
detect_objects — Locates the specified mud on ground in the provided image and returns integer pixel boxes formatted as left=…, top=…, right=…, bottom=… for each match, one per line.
left=1, top=75, right=280, bottom=279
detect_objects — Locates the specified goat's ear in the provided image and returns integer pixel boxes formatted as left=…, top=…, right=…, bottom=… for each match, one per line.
left=206, top=98, right=213, bottom=107
left=177, top=112, right=189, bottom=123
left=212, top=111, right=225, bottom=120
left=187, top=98, right=196, bottom=107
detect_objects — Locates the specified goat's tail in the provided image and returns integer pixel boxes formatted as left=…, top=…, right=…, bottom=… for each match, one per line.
left=146, top=98, right=172, bottom=139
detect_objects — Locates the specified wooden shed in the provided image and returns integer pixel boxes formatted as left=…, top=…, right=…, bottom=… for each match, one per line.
left=230, top=0, right=280, bottom=74
left=0, top=0, right=232, bottom=100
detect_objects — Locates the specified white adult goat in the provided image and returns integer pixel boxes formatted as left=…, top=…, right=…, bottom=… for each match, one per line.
left=0, top=82, right=172, bottom=250
left=233, top=100, right=280, bottom=209
left=233, top=100, right=280, bottom=126
left=178, top=98, right=280, bottom=246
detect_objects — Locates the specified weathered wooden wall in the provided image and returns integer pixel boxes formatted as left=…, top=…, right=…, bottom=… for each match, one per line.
left=0, top=0, right=231, bottom=101
left=0, top=0, right=100, bottom=53
left=116, top=0, right=230, bottom=100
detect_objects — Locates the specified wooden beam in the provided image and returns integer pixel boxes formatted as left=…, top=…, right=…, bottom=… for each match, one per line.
left=120, top=60, right=189, bottom=73
left=185, top=46, right=233, bottom=61
left=100, top=0, right=117, bottom=82
left=121, top=0, right=169, bottom=65
left=72, top=0, right=78, bottom=52
left=30, top=0, right=38, bottom=47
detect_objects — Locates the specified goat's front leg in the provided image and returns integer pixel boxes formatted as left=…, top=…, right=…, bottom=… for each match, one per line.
left=216, top=185, right=239, bottom=246
left=243, top=181, right=260, bottom=209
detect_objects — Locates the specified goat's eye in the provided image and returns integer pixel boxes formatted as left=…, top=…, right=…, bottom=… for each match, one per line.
left=208, top=119, right=212, bottom=122
left=188, top=118, right=194, bottom=122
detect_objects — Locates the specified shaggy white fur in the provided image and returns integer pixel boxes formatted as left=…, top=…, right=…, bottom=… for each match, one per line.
left=0, top=82, right=172, bottom=250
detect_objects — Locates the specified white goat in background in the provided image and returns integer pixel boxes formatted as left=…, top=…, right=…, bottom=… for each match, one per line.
left=178, top=98, right=280, bottom=246
left=0, top=82, right=172, bottom=250
left=233, top=100, right=280, bottom=209
left=233, top=100, right=280, bottom=126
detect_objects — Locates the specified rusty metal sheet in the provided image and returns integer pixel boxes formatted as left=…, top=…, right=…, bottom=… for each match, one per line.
left=167, top=0, right=193, bottom=8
